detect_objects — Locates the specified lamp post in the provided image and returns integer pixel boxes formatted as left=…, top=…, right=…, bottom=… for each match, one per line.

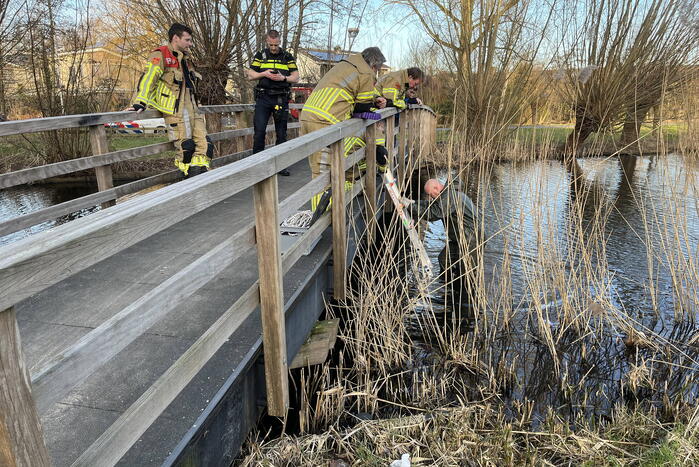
left=347, top=28, right=359, bottom=51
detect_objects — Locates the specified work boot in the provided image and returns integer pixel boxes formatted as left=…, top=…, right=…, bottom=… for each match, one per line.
left=187, top=166, right=208, bottom=178
left=278, top=169, right=290, bottom=176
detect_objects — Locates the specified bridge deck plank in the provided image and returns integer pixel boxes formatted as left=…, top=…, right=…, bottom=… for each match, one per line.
left=14, top=159, right=318, bottom=466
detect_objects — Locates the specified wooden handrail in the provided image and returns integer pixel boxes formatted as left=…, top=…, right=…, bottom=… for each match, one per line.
left=0, top=107, right=398, bottom=311
left=0, top=103, right=311, bottom=137
left=0, top=122, right=301, bottom=190
left=0, top=105, right=437, bottom=467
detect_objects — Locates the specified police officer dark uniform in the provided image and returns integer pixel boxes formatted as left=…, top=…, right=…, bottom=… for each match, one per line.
left=248, top=30, right=299, bottom=176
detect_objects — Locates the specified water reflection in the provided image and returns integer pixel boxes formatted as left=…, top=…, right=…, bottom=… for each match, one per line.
left=0, top=184, right=97, bottom=246
left=410, top=154, right=699, bottom=421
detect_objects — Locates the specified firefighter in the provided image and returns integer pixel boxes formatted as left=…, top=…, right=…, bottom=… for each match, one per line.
left=376, top=67, right=424, bottom=110
left=300, top=47, right=387, bottom=210
left=127, top=23, right=212, bottom=178
left=373, top=67, right=424, bottom=157
left=247, top=29, right=299, bottom=176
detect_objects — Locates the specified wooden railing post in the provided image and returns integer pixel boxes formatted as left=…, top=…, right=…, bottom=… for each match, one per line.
left=234, top=111, right=246, bottom=153
left=206, top=111, right=222, bottom=158
left=0, top=307, right=50, bottom=467
left=252, top=175, right=289, bottom=416
left=398, top=110, right=408, bottom=183
left=384, top=116, right=396, bottom=213
left=330, top=141, right=347, bottom=300
left=89, top=125, right=115, bottom=209
left=364, top=124, right=377, bottom=245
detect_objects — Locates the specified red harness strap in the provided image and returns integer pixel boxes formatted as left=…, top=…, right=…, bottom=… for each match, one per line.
left=154, top=46, right=179, bottom=68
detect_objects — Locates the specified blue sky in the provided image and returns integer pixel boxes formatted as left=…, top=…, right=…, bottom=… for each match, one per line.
left=312, top=0, right=425, bottom=68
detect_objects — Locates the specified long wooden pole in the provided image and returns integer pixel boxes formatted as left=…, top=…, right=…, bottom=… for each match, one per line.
left=0, top=307, right=50, bottom=467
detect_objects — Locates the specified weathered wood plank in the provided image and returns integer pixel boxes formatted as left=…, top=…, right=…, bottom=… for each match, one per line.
left=0, top=170, right=180, bottom=238
left=253, top=175, right=289, bottom=416
left=278, top=173, right=330, bottom=222
left=208, top=122, right=300, bottom=143
left=90, top=125, right=115, bottom=209
left=281, top=172, right=361, bottom=275
left=26, top=169, right=323, bottom=417
left=0, top=104, right=395, bottom=140
left=30, top=225, right=257, bottom=414
left=0, top=110, right=161, bottom=137
left=0, top=119, right=365, bottom=311
left=364, top=124, right=377, bottom=245
left=0, top=307, right=50, bottom=467
left=398, top=111, right=408, bottom=183
left=0, top=146, right=259, bottom=239
left=289, top=319, right=340, bottom=369
left=0, top=122, right=296, bottom=190
left=282, top=213, right=331, bottom=275
left=0, top=141, right=174, bottom=189
left=344, top=147, right=366, bottom=172
left=330, top=141, right=347, bottom=300
left=385, top=116, right=396, bottom=213
left=71, top=283, right=260, bottom=467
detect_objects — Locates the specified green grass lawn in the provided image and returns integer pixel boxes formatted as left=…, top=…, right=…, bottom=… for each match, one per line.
left=437, top=123, right=686, bottom=148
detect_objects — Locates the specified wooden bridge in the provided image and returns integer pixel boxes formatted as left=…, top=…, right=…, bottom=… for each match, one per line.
left=0, top=103, right=436, bottom=466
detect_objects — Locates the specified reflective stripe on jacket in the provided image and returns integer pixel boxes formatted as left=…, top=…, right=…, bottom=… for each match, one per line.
left=134, top=45, right=199, bottom=115
left=300, top=54, right=375, bottom=125
left=377, top=69, right=409, bottom=110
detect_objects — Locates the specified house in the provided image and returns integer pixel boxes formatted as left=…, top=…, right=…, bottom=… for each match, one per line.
left=55, top=42, right=142, bottom=96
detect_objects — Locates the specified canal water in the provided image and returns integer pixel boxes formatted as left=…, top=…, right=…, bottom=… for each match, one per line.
left=409, top=153, right=699, bottom=421
left=0, top=183, right=97, bottom=246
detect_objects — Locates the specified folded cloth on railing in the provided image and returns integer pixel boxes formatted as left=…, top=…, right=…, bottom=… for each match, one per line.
left=352, top=112, right=381, bottom=120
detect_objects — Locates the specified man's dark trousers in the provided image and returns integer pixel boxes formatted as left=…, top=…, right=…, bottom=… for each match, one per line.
left=253, top=92, right=289, bottom=153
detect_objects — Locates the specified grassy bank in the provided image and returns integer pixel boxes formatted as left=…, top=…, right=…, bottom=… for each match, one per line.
left=244, top=405, right=699, bottom=465
left=435, top=122, right=690, bottom=163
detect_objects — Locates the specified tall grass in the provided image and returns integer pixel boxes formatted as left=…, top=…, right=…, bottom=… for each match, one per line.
left=240, top=117, right=699, bottom=465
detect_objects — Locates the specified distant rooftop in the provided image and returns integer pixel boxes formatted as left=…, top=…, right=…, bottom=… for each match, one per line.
left=303, top=50, right=353, bottom=62
left=299, top=48, right=390, bottom=69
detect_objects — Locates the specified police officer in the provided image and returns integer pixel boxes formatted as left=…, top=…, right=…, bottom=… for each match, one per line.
left=128, top=23, right=212, bottom=178
left=247, top=30, right=299, bottom=176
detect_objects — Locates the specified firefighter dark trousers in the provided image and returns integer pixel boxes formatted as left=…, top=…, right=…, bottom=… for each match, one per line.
left=253, top=92, right=289, bottom=154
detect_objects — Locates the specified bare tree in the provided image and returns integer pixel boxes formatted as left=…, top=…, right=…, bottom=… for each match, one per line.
left=389, top=0, right=556, bottom=151
left=554, top=0, right=699, bottom=156
left=0, top=0, right=33, bottom=115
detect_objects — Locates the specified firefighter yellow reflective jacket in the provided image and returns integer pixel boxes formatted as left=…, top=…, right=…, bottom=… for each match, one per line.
left=377, top=69, right=409, bottom=109
left=134, top=44, right=201, bottom=115
left=300, top=53, right=376, bottom=125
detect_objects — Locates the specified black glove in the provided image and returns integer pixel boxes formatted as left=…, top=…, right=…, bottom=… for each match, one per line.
left=353, top=102, right=373, bottom=113
left=405, top=97, right=419, bottom=105
left=131, top=102, right=146, bottom=111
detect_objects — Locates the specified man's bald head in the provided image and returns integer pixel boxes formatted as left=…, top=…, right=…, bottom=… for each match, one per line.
left=424, top=178, right=444, bottom=199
